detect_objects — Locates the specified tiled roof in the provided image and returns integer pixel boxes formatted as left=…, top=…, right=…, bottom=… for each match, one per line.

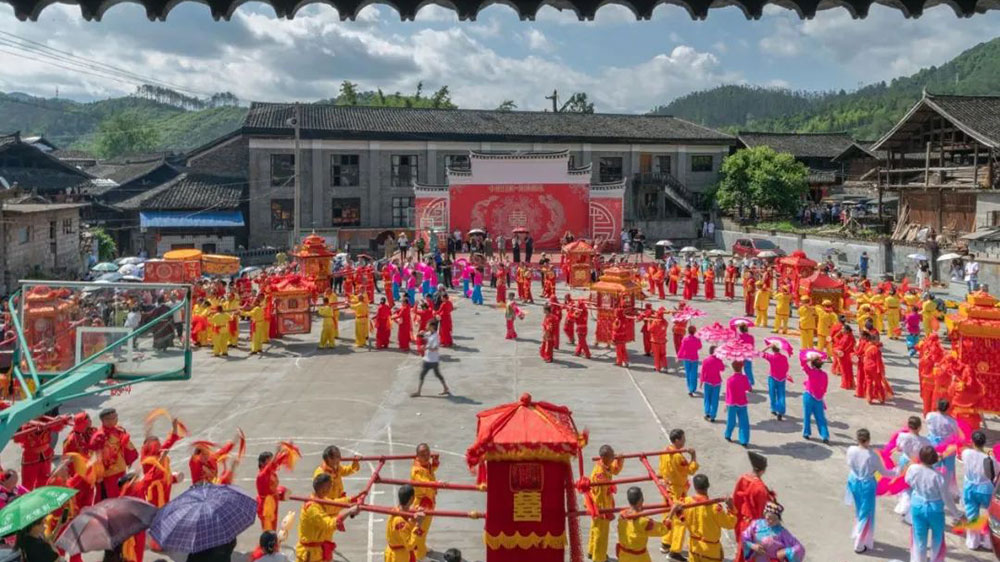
left=51, top=149, right=97, bottom=161
left=0, top=169, right=96, bottom=192
left=924, top=94, right=1000, bottom=148
left=243, top=103, right=735, bottom=144
left=737, top=131, right=855, bottom=159
left=116, top=173, right=246, bottom=211
left=2, top=202, right=88, bottom=214
left=85, top=156, right=174, bottom=186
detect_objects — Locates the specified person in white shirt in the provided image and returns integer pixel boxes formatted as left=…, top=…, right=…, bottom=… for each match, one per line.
left=960, top=430, right=995, bottom=551
left=893, top=416, right=932, bottom=523
left=845, top=428, right=894, bottom=553
left=905, top=445, right=962, bottom=562
left=925, top=399, right=960, bottom=498
left=411, top=319, right=450, bottom=397
left=965, top=256, right=980, bottom=292
left=124, top=306, right=142, bottom=350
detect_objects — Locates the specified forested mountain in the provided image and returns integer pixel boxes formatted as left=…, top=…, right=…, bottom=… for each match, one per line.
left=654, top=36, right=1000, bottom=139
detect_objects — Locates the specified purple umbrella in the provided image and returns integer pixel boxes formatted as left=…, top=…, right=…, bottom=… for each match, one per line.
left=55, top=497, right=158, bottom=555
left=148, top=484, right=256, bottom=553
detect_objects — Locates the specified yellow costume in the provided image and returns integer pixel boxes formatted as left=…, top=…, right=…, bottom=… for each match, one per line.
left=856, top=304, right=872, bottom=333
left=349, top=297, right=370, bottom=348
left=903, top=293, right=919, bottom=309
left=921, top=299, right=937, bottom=335
left=194, top=304, right=212, bottom=346
left=885, top=294, right=901, bottom=339
left=295, top=497, right=340, bottom=562
left=241, top=305, right=266, bottom=353
left=815, top=305, right=834, bottom=355
left=870, top=294, right=886, bottom=334
left=223, top=296, right=241, bottom=346
left=753, top=287, right=771, bottom=329
left=208, top=311, right=230, bottom=356
left=313, top=460, right=360, bottom=515
left=684, top=495, right=737, bottom=562
left=798, top=304, right=816, bottom=349
left=774, top=290, right=791, bottom=334
left=384, top=513, right=422, bottom=562
left=616, top=511, right=671, bottom=562
left=659, top=448, right=698, bottom=553
left=316, top=305, right=338, bottom=348
left=410, top=460, right=438, bottom=560
left=587, top=459, right=624, bottom=562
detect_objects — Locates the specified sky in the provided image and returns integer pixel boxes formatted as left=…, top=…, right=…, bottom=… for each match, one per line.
left=1, top=1, right=999, bottom=114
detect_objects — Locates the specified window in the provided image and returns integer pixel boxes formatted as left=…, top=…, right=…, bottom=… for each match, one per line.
left=62, top=219, right=73, bottom=235
left=691, top=155, right=713, bottom=172
left=17, top=226, right=30, bottom=244
left=444, top=154, right=470, bottom=171
left=392, top=197, right=414, bottom=227
left=49, top=221, right=57, bottom=240
left=270, top=154, right=295, bottom=187
left=391, top=155, right=419, bottom=187
left=332, top=197, right=361, bottom=227
left=270, top=199, right=294, bottom=230
left=331, top=154, right=359, bottom=187
left=655, top=155, right=672, bottom=174
left=599, top=157, right=623, bottom=182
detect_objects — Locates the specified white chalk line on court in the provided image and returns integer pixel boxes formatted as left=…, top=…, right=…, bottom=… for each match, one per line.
left=624, top=366, right=670, bottom=440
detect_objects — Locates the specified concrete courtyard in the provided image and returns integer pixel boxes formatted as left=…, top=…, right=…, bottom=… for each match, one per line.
left=4, top=279, right=997, bottom=562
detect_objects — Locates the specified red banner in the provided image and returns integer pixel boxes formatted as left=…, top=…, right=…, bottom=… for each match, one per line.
left=144, top=259, right=198, bottom=283
left=450, top=184, right=589, bottom=250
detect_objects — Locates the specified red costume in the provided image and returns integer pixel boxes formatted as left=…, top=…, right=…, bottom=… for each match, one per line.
left=392, top=302, right=413, bottom=351
left=89, top=420, right=138, bottom=500
left=563, top=296, right=576, bottom=344
left=650, top=311, right=668, bottom=372
left=574, top=303, right=591, bottom=358
left=682, top=268, right=696, bottom=301
left=256, top=443, right=298, bottom=531
left=732, top=473, right=774, bottom=562
left=743, top=274, right=756, bottom=316
left=653, top=267, right=666, bottom=299
left=436, top=298, right=454, bottom=347
left=140, top=431, right=181, bottom=508
left=724, top=265, right=737, bottom=300
left=375, top=303, right=392, bottom=349
left=505, top=301, right=524, bottom=340
left=833, top=330, right=856, bottom=390
left=672, top=318, right=688, bottom=357
left=668, top=265, right=680, bottom=296
left=550, top=299, right=562, bottom=350
left=638, top=305, right=654, bottom=356
left=612, top=308, right=629, bottom=367
left=381, top=268, right=394, bottom=307
left=540, top=311, right=557, bottom=362
left=15, top=417, right=68, bottom=490
left=62, top=413, right=96, bottom=458
left=189, top=440, right=236, bottom=485
left=862, top=342, right=893, bottom=404
left=704, top=268, right=715, bottom=300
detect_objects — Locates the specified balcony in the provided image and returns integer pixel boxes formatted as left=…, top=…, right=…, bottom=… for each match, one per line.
left=631, top=172, right=704, bottom=220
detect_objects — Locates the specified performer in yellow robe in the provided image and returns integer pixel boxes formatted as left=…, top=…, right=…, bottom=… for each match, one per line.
left=588, top=445, right=624, bottom=562
left=659, top=430, right=698, bottom=556
left=296, top=474, right=358, bottom=562
left=349, top=295, right=370, bottom=348
left=194, top=302, right=213, bottom=347
left=684, top=475, right=737, bottom=562
left=773, top=287, right=791, bottom=334
left=224, top=293, right=241, bottom=346
left=856, top=303, right=873, bottom=333
left=385, top=485, right=425, bottom=562
left=921, top=295, right=937, bottom=335
left=870, top=293, right=886, bottom=334
left=241, top=301, right=266, bottom=354
left=616, top=487, right=678, bottom=562
left=208, top=307, right=231, bottom=357
left=316, top=298, right=339, bottom=349
left=885, top=290, right=901, bottom=339
left=753, top=282, right=771, bottom=329
left=312, top=446, right=360, bottom=516
left=815, top=301, right=835, bottom=356
left=410, top=444, right=438, bottom=560
left=797, top=299, right=816, bottom=349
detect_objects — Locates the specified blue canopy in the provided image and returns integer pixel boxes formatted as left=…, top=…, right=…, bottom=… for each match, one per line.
left=140, top=211, right=244, bottom=229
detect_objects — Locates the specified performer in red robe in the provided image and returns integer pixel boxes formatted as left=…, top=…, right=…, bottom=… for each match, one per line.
left=139, top=415, right=184, bottom=509
left=381, top=267, right=394, bottom=308
left=542, top=268, right=557, bottom=300
left=833, top=324, right=856, bottom=390
left=574, top=301, right=591, bottom=359
left=505, top=299, right=524, bottom=340
left=724, top=263, right=737, bottom=300
left=733, top=452, right=775, bottom=562
left=63, top=412, right=95, bottom=457
left=653, top=265, right=666, bottom=299
left=682, top=266, right=696, bottom=301
left=392, top=299, right=413, bottom=352
left=550, top=297, right=563, bottom=350
left=668, top=265, right=680, bottom=296
left=612, top=307, right=629, bottom=367
left=862, top=334, right=893, bottom=404
left=436, top=294, right=454, bottom=347
left=691, top=264, right=700, bottom=297
left=189, top=433, right=241, bottom=485
left=256, top=442, right=299, bottom=531
left=413, top=301, right=434, bottom=355
left=672, top=315, right=688, bottom=358
left=540, top=304, right=557, bottom=363
left=650, top=308, right=668, bottom=373
left=89, top=408, right=138, bottom=500
left=374, top=298, right=392, bottom=349
left=704, top=268, right=716, bottom=300
left=563, top=294, right=576, bottom=346
left=743, top=272, right=756, bottom=316
left=45, top=457, right=95, bottom=562
left=15, top=416, right=69, bottom=490
left=854, top=335, right=870, bottom=400
left=638, top=303, right=654, bottom=357
left=118, top=474, right=149, bottom=562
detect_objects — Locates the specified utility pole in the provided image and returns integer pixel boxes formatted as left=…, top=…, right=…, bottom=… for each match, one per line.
left=545, top=90, right=558, bottom=113
left=289, top=103, right=302, bottom=250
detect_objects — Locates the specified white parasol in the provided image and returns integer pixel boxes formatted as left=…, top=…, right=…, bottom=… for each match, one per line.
left=679, top=246, right=698, bottom=253
left=936, top=252, right=963, bottom=262
left=757, top=250, right=779, bottom=258
left=907, top=253, right=928, bottom=261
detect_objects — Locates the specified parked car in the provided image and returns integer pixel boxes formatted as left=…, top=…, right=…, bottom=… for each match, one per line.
left=731, top=238, right=786, bottom=258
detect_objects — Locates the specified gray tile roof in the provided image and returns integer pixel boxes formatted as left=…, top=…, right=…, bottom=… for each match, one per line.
left=924, top=94, right=1000, bottom=148
left=85, top=156, right=174, bottom=187
left=116, top=173, right=245, bottom=211
left=737, top=131, right=856, bottom=159
left=243, top=103, right=735, bottom=145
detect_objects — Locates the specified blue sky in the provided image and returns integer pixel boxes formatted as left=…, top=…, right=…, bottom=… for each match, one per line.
left=1, top=0, right=999, bottom=113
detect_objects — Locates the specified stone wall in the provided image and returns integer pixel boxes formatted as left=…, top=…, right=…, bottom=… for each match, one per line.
left=187, top=135, right=249, bottom=178
left=715, top=228, right=885, bottom=276
left=2, top=207, right=84, bottom=292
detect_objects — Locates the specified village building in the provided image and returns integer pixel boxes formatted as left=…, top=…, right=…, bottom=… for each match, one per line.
left=0, top=200, right=89, bottom=293
left=116, top=172, right=247, bottom=256
left=185, top=104, right=735, bottom=251
left=737, top=131, right=856, bottom=201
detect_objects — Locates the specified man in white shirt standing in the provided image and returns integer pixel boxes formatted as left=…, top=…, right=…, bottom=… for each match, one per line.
left=411, top=319, right=450, bottom=398
left=964, top=255, right=980, bottom=292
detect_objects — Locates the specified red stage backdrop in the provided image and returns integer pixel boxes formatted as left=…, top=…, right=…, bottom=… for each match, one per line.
left=450, top=184, right=590, bottom=249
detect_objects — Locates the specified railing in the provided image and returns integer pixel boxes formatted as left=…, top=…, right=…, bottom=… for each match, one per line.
left=632, top=172, right=706, bottom=212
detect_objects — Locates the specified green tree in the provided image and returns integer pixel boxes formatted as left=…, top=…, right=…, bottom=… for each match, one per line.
left=560, top=92, right=594, bottom=113
left=496, top=100, right=517, bottom=111
left=338, top=81, right=360, bottom=105
left=91, top=227, right=117, bottom=261
left=716, top=146, right=808, bottom=218
left=94, top=111, right=161, bottom=158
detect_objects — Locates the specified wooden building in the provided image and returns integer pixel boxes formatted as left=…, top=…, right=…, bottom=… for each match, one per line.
left=736, top=131, right=855, bottom=201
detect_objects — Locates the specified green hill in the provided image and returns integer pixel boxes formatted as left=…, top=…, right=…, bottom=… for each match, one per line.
left=654, top=36, right=1000, bottom=139
left=0, top=91, right=247, bottom=153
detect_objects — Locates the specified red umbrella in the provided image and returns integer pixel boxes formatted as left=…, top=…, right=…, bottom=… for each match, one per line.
left=55, top=497, right=158, bottom=555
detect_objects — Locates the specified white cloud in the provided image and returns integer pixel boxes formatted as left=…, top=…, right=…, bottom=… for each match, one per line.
left=669, top=32, right=682, bottom=42
left=758, top=15, right=803, bottom=57
left=524, top=28, right=552, bottom=50
left=712, top=41, right=727, bottom=54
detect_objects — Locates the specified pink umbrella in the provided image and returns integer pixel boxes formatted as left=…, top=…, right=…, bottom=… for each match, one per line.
left=729, top=317, right=755, bottom=330
left=799, top=348, right=828, bottom=363
left=673, top=308, right=706, bottom=322
left=713, top=340, right=758, bottom=361
left=696, top=322, right=736, bottom=344
left=763, top=336, right=793, bottom=356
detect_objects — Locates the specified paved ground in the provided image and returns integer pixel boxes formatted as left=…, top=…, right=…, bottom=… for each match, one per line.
left=4, top=279, right=998, bottom=562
